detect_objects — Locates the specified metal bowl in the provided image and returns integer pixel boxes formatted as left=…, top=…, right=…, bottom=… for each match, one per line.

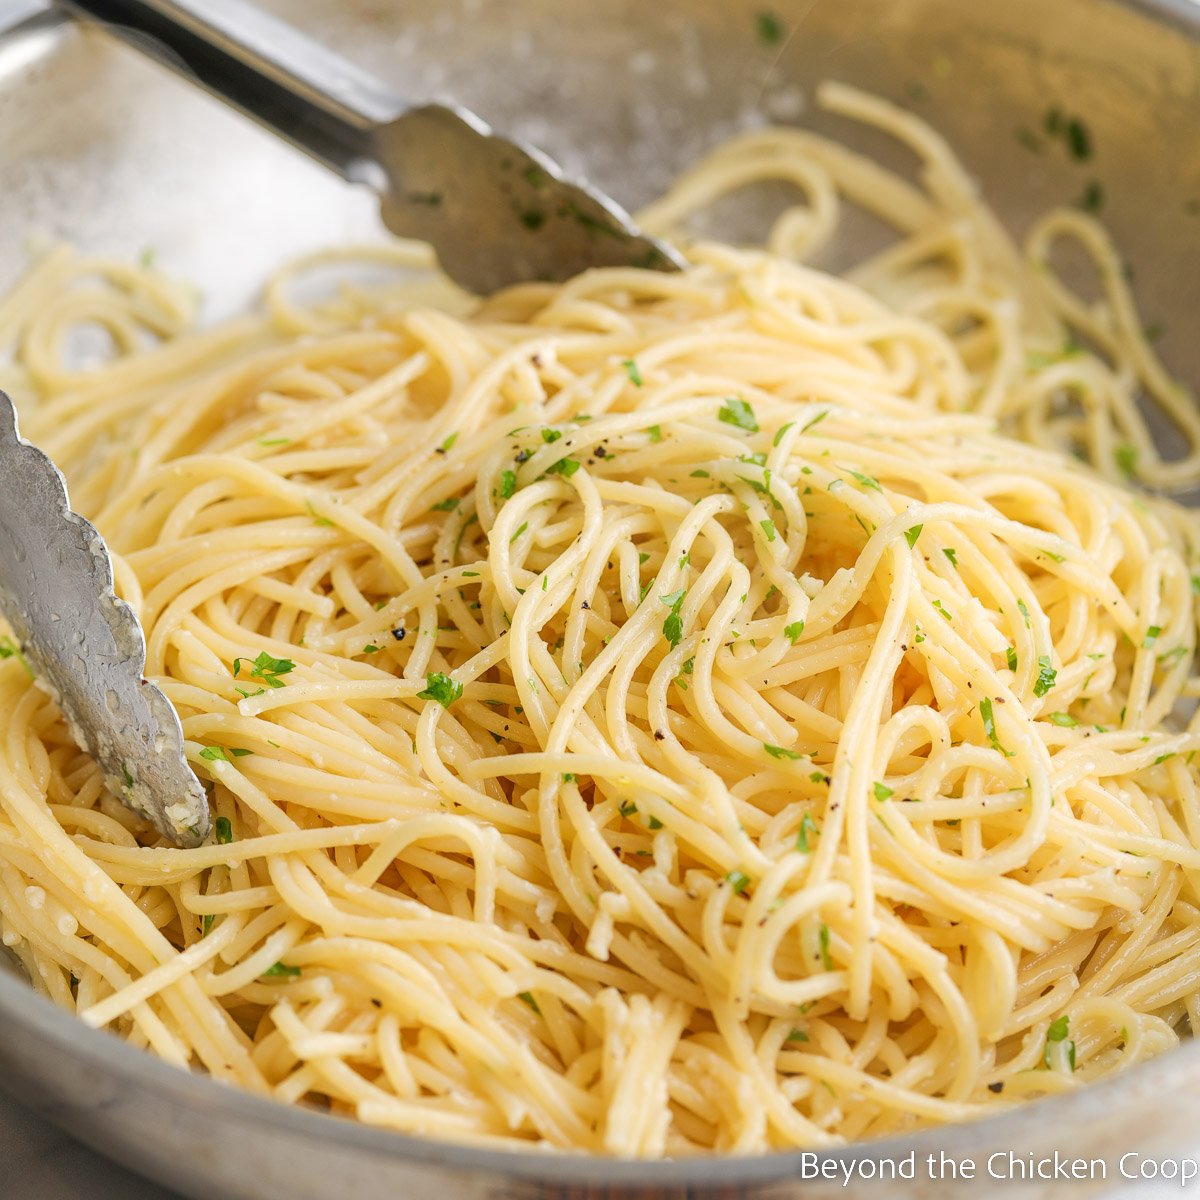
left=1, top=1, right=1199, bottom=1196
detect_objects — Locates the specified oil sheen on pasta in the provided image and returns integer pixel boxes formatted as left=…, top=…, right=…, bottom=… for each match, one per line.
left=1, top=84, right=1199, bottom=1155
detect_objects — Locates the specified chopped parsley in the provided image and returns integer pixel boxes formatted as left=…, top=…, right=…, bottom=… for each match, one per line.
left=773, top=421, right=795, bottom=447
left=306, top=500, right=333, bottom=527
left=872, top=782, right=893, bottom=802
left=818, top=923, right=833, bottom=971
left=726, top=869, right=751, bottom=895
left=932, top=599, right=952, bottom=622
left=417, top=672, right=463, bottom=709
left=718, top=396, right=759, bottom=433
left=785, top=1028, right=810, bottom=1043
left=262, top=963, right=301, bottom=979
left=760, top=519, right=777, bottom=543
left=661, top=589, right=687, bottom=649
left=784, top=620, right=805, bottom=645
left=1143, top=625, right=1162, bottom=648
left=199, top=746, right=253, bottom=763
left=1006, top=646, right=1018, bottom=672
left=545, top=456, right=581, bottom=477
left=646, top=424, right=662, bottom=443
left=1017, top=598, right=1031, bottom=627
left=517, top=991, right=541, bottom=1014
left=980, top=697, right=1013, bottom=757
left=755, top=10, right=784, bottom=44
left=232, top=651, right=295, bottom=691
left=796, top=813, right=817, bottom=853
left=849, top=469, right=882, bottom=493
left=1048, top=711, right=1077, bottom=727
left=215, top=816, right=234, bottom=845
left=904, top=525, right=923, bottom=549
left=942, top=548, right=958, bottom=568
left=0, top=636, right=31, bottom=676
left=498, top=470, right=517, bottom=499
left=1115, top=443, right=1137, bottom=479
left=799, top=410, right=828, bottom=433
left=540, top=427, right=562, bottom=444
left=431, top=497, right=460, bottom=512
left=1033, top=655, right=1057, bottom=698
left=1078, top=181, right=1104, bottom=212
left=1044, top=1014, right=1076, bottom=1071
left=623, top=359, right=643, bottom=387
left=1044, top=108, right=1092, bottom=161
left=765, top=744, right=804, bottom=760
left=440, top=432, right=459, bottom=453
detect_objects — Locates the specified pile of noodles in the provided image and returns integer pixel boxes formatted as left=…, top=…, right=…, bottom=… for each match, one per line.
left=0, top=84, right=1198, bottom=1155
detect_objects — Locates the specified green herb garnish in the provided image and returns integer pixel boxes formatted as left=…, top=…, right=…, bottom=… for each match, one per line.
left=718, top=396, right=759, bottom=433
left=417, top=672, right=463, bottom=709
left=755, top=10, right=784, bottom=44
left=765, top=744, right=803, bottom=760
left=263, top=963, right=301, bottom=979
left=199, top=746, right=253, bottom=763
left=232, top=652, right=295, bottom=690
left=1033, top=655, right=1057, bottom=698
left=662, top=589, right=687, bottom=649
left=726, top=869, right=751, bottom=894
left=796, top=813, right=817, bottom=853
left=980, top=696, right=1013, bottom=757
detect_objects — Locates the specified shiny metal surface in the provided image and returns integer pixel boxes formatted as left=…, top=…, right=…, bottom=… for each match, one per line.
left=1, top=0, right=1199, bottom=1196
left=64, top=0, right=684, bottom=292
left=0, top=391, right=209, bottom=846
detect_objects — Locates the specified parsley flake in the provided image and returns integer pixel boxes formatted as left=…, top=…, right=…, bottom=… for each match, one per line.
left=263, top=963, right=301, bottom=979
left=417, top=672, right=463, bottom=709
left=1033, top=655, right=1057, bottom=698
left=765, top=744, right=803, bottom=760
left=796, top=813, right=817, bottom=853
left=232, top=652, right=295, bottom=690
left=718, top=397, right=759, bottom=433
left=726, top=869, right=751, bottom=894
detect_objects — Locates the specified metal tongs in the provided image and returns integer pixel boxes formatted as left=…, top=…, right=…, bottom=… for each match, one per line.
left=0, top=1, right=681, bottom=846
left=61, top=0, right=684, bottom=294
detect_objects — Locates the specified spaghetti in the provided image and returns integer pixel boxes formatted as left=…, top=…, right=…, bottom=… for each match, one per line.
left=1, top=83, right=1199, bottom=1154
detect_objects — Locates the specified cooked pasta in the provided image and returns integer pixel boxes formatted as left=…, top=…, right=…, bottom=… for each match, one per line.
left=1, top=83, right=1199, bottom=1155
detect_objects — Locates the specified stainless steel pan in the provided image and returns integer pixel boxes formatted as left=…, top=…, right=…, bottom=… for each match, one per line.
left=1, top=1, right=1199, bottom=1196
